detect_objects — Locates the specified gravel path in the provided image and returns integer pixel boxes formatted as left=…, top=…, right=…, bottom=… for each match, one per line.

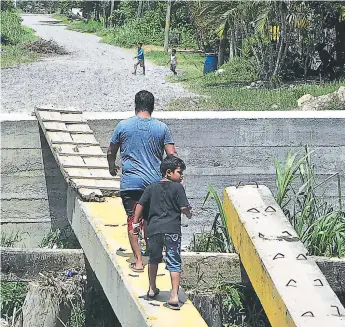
left=1, top=14, right=196, bottom=113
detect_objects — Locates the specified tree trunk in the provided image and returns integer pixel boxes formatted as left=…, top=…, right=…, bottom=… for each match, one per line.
left=335, top=20, right=345, bottom=71
left=218, top=21, right=229, bottom=67
left=15, top=282, right=71, bottom=327
left=229, top=28, right=235, bottom=60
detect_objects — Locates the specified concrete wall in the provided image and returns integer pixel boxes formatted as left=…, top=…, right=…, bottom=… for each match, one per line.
left=1, top=111, right=345, bottom=247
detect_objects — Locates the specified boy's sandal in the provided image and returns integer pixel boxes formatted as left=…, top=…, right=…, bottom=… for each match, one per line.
left=129, top=263, right=144, bottom=273
left=147, top=288, right=160, bottom=300
left=163, top=301, right=180, bottom=311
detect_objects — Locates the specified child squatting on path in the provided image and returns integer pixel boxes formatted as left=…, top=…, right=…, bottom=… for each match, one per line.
left=167, top=49, right=177, bottom=75
left=132, top=155, right=192, bottom=310
left=133, top=43, right=145, bottom=75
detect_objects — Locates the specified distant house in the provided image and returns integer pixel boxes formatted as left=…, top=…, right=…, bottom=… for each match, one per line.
left=71, top=8, right=83, bottom=17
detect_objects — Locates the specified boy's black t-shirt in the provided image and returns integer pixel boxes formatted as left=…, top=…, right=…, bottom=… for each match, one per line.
left=138, top=181, right=189, bottom=237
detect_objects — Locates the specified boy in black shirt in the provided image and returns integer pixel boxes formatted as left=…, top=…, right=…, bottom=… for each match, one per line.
left=132, top=155, right=192, bottom=310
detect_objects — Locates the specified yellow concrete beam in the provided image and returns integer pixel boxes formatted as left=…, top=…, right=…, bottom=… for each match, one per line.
left=224, top=184, right=345, bottom=327
left=68, top=189, right=207, bottom=327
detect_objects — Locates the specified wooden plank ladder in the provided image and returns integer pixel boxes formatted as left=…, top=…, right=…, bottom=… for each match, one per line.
left=34, top=105, right=119, bottom=201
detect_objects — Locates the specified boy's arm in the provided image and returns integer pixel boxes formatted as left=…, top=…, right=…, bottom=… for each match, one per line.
left=132, top=204, right=144, bottom=235
left=132, top=187, right=151, bottom=234
left=177, top=184, right=192, bottom=218
left=181, top=206, right=192, bottom=219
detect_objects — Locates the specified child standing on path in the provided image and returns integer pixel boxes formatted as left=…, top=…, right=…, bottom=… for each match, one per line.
left=168, top=49, right=177, bottom=75
left=132, top=155, right=192, bottom=310
left=133, top=43, right=145, bottom=75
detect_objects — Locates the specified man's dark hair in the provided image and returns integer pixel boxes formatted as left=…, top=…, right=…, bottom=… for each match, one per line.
left=160, top=155, right=186, bottom=176
left=135, top=90, right=154, bottom=114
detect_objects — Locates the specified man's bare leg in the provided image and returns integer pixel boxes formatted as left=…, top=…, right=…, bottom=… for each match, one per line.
left=128, top=230, right=144, bottom=270
left=168, top=271, right=180, bottom=305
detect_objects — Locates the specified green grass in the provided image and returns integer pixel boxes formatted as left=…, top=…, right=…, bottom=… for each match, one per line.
left=1, top=44, right=40, bottom=68
left=146, top=50, right=344, bottom=111
left=1, top=10, right=40, bottom=68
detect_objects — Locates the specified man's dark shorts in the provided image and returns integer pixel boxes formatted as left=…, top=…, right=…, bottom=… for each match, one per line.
left=120, top=190, right=149, bottom=231
left=148, top=233, right=181, bottom=272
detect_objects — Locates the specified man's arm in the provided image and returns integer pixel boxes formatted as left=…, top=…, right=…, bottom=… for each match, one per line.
left=107, top=143, right=120, bottom=176
left=165, top=143, right=177, bottom=156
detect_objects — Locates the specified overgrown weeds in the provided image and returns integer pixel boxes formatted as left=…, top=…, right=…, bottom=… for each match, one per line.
left=275, top=146, right=345, bottom=257
left=40, top=228, right=80, bottom=249
left=189, top=185, right=234, bottom=253
left=1, top=231, right=23, bottom=247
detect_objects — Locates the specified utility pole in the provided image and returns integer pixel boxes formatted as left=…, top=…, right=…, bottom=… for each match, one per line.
left=164, top=0, right=172, bottom=52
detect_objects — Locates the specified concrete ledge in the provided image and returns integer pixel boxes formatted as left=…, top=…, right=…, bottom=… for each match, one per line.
left=0, top=247, right=85, bottom=281
left=181, top=252, right=241, bottom=290
left=2, top=247, right=344, bottom=297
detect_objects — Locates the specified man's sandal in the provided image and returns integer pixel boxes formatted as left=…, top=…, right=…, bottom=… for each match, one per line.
left=129, top=263, right=144, bottom=273
left=163, top=301, right=180, bottom=311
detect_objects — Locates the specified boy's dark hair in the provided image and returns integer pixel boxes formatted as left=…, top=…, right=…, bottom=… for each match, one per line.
left=160, top=155, right=186, bottom=176
left=172, top=49, right=176, bottom=53
left=135, top=90, right=154, bottom=114
left=138, top=42, right=142, bottom=47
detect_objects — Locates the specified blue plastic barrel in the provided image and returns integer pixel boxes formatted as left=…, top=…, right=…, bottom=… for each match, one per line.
left=203, top=54, right=218, bottom=74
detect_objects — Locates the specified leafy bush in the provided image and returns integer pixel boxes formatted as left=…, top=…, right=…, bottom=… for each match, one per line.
left=0, top=10, right=37, bottom=45
left=219, top=57, right=259, bottom=83
left=103, top=12, right=165, bottom=48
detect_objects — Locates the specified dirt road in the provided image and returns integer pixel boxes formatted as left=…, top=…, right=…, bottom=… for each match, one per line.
left=1, top=14, right=195, bottom=113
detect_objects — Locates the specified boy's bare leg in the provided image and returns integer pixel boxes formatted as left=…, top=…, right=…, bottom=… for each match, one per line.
left=133, top=63, right=138, bottom=75
left=148, top=263, right=159, bottom=295
left=143, top=65, right=145, bottom=75
left=168, top=272, right=180, bottom=305
left=128, top=230, right=144, bottom=269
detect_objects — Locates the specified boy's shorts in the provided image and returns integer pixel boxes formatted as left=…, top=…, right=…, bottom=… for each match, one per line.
left=170, top=64, right=176, bottom=70
left=120, top=190, right=149, bottom=231
left=148, top=233, right=181, bottom=272
left=138, top=59, right=145, bottom=67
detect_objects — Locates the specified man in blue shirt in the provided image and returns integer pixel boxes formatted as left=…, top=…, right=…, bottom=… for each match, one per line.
left=133, top=43, right=145, bottom=75
left=107, top=90, right=177, bottom=272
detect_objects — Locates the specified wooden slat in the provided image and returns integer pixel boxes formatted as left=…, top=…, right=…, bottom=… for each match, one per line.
left=71, top=178, right=120, bottom=190
left=77, top=146, right=104, bottom=154
left=71, top=134, right=98, bottom=144
left=58, top=152, right=105, bottom=158
left=53, top=145, right=103, bottom=155
left=35, top=105, right=82, bottom=113
left=83, top=157, right=108, bottom=167
left=47, top=131, right=73, bottom=143
left=66, top=124, right=92, bottom=133
left=66, top=168, right=118, bottom=181
left=59, top=156, right=85, bottom=167
left=39, top=111, right=62, bottom=121
left=51, top=141, right=99, bottom=146
left=61, top=113, right=85, bottom=123
left=43, top=121, right=67, bottom=131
